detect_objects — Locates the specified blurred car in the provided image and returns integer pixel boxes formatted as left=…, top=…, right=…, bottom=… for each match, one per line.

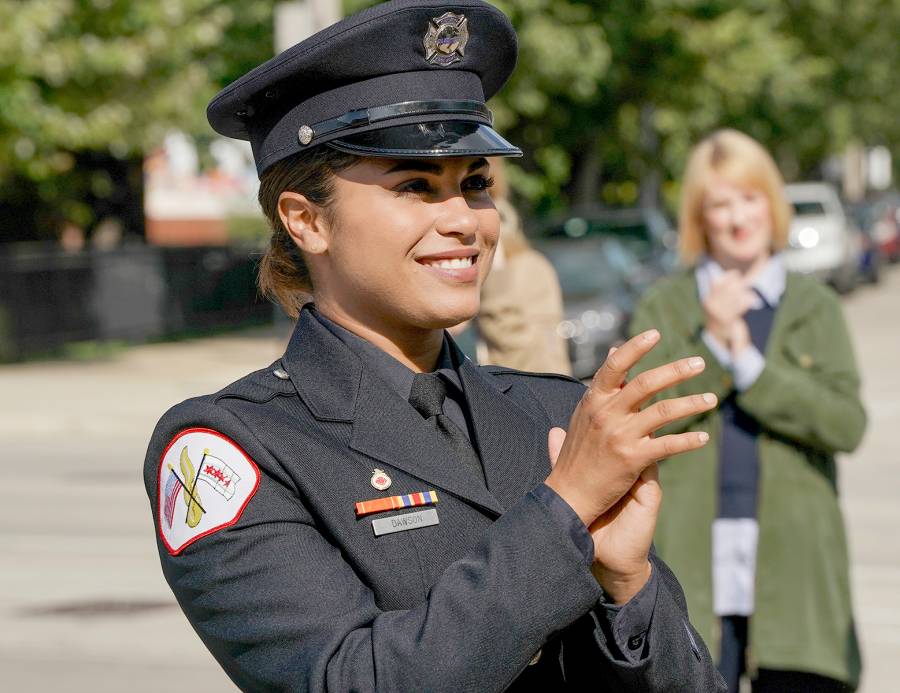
left=535, top=236, right=652, bottom=380
left=850, top=198, right=900, bottom=264
left=856, top=225, right=883, bottom=284
left=536, top=206, right=678, bottom=270
left=783, top=182, right=861, bottom=293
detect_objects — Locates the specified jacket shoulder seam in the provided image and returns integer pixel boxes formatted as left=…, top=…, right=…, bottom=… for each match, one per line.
left=483, top=366, right=583, bottom=385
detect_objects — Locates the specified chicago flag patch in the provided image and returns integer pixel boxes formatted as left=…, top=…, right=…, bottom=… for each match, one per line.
left=157, top=427, right=260, bottom=555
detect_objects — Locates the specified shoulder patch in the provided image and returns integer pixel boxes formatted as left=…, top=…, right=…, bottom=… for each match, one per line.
left=156, top=428, right=260, bottom=556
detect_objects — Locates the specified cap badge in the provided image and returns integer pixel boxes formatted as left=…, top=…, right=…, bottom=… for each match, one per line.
left=424, top=12, right=469, bottom=67
left=370, top=468, right=392, bottom=491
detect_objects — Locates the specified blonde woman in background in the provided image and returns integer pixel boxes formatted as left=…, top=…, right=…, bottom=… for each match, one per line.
left=629, top=129, right=865, bottom=692
left=476, top=160, right=572, bottom=374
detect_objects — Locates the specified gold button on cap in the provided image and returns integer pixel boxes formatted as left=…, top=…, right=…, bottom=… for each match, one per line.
left=528, top=649, right=542, bottom=666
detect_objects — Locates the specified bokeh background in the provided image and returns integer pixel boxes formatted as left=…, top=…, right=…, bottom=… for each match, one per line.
left=1, top=1, right=899, bottom=691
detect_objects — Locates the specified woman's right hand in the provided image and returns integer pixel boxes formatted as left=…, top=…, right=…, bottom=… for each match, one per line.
left=545, top=328, right=716, bottom=529
left=544, top=329, right=716, bottom=602
left=703, top=270, right=755, bottom=346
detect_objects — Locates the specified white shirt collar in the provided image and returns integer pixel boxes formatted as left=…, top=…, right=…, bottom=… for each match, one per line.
left=695, top=254, right=786, bottom=308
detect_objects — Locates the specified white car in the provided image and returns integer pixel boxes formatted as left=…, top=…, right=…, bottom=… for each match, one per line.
left=783, top=182, right=860, bottom=293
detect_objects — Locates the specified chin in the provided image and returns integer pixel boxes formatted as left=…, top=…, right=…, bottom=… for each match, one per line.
left=721, top=244, right=765, bottom=266
left=419, top=298, right=480, bottom=329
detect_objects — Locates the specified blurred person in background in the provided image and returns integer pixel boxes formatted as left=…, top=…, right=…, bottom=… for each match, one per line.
left=476, top=159, right=571, bottom=374
left=629, top=129, right=866, bottom=692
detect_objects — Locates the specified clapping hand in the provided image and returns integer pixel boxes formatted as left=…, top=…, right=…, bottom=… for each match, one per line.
left=545, top=330, right=716, bottom=604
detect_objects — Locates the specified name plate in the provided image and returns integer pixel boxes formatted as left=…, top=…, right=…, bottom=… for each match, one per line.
left=372, top=508, right=439, bottom=536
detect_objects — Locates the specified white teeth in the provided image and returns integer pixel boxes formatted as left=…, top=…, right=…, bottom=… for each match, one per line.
left=424, top=257, right=474, bottom=269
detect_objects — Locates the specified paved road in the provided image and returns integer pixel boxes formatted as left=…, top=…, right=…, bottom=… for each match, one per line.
left=1, top=272, right=898, bottom=692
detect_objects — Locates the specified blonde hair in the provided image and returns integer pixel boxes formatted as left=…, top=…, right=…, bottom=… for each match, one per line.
left=678, top=129, right=792, bottom=265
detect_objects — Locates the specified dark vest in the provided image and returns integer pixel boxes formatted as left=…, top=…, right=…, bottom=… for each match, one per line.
left=717, top=297, right=776, bottom=519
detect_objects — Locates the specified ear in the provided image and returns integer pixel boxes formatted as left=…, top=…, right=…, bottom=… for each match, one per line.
left=277, top=191, right=331, bottom=255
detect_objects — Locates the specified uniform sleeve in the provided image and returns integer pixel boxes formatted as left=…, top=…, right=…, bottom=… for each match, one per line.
left=735, top=291, right=866, bottom=454
left=561, top=556, right=727, bottom=692
left=145, top=399, right=605, bottom=693
left=518, top=372, right=726, bottom=691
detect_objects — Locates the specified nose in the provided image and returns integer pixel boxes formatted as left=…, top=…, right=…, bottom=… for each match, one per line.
left=731, top=201, right=748, bottom=228
left=434, top=195, right=479, bottom=239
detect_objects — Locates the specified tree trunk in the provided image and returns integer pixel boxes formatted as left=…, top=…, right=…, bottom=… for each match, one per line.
left=571, top=137, right=601, bottom=207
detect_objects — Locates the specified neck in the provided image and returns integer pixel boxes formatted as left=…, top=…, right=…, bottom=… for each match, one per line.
left=714, top=251, right=770, bottom=282
left=314, top=300, right=445, bottom=373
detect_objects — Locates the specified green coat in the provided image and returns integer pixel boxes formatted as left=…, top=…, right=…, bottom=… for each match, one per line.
left=629, top=269, right=866, bottom=687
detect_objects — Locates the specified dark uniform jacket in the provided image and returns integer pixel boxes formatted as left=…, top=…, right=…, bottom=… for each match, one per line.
left=144, top=305, right=726, bottom=692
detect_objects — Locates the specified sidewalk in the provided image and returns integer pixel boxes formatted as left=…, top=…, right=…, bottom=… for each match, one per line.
left=0, top=329, right=286, bottom=692
left=1, top=273, right=898, bottom=691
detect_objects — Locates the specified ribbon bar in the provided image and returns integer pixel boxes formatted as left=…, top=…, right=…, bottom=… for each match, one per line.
left=355, top=490, right=439, bottom=518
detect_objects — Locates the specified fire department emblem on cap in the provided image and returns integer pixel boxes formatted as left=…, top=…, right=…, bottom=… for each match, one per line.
left=370, top=468, right=392, bottom=491
left=424, top=12, right=469, bottom=67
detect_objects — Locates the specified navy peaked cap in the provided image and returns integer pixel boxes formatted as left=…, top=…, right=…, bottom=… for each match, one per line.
left=207, top=0, right=522, bottom=176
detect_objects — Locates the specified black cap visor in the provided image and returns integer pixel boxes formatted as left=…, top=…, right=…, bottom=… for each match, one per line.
left=327, top=121, right=522, bottom=158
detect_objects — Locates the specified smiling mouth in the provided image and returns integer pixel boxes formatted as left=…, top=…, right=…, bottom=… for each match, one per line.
left=418, top=256, right=476, bottom=269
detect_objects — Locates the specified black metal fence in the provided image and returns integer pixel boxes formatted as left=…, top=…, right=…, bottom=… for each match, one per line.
left=0, top=244, right=273, bottom=361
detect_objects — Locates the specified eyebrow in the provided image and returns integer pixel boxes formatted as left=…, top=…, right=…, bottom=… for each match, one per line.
left=383, top=158, right=489, bottom=175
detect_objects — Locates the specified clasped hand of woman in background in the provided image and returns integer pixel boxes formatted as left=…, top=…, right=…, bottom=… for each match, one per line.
left=546, top=329, right=717, bottom=605
left=703, top=270, right=758, bottom=359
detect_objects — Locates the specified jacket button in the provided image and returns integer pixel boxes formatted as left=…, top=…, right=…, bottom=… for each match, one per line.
left=528, top=649, right=542, bottom=666
left=273, top=368, right=290, bottom=380
left=628, top=631, right=646, bottom=651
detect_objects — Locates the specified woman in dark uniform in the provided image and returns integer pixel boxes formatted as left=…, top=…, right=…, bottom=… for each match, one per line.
left=144, top=2, right=726, bottom=690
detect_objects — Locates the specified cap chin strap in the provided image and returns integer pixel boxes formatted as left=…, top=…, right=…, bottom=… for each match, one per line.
left=298, top=99, right=492, bottom=148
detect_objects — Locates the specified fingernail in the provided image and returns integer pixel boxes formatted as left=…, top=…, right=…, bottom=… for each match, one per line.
left=689, top=357, right=705, bottom=370
left=698, top=432, right=709, bottom=443
left=643, top=329, right=659, bottom=343
left=702, top=392, right=716, bottom=405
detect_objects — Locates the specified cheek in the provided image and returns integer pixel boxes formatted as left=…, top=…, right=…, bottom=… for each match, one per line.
left=332, top=197, right=421, bottom=267
left=749, top=202, right=774, bottom=243
left=476, top=204, right=500, bottom=243
left=703, top=209, right=730, bottom=238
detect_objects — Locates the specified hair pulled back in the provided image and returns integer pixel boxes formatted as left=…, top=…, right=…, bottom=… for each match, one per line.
left=257, top=146, right=359, bottom=317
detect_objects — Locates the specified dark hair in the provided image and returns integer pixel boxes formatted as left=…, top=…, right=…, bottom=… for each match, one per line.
left=257, top=146, right=359, bottom=317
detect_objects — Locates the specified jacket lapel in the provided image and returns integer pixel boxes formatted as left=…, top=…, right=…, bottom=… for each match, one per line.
left=457, top=355, right=552, bottom=512
left=765, top=272, right=815, bottom=346
left=350, top=368, right=504, bottom=515
left=281, top=308, right=504, bottom=515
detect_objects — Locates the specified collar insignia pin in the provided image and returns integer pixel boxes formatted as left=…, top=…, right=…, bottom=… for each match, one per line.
left=370, top=468, right=392, bottom=491
left=424, top=12, right=469, bottom=67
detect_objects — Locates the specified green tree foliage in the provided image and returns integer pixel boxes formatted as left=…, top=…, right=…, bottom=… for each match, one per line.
left=534, top=0, right=900, bottom=210
left=2, top=0, right=899, bottom=233
left=0, top=0, right=273, bottom=236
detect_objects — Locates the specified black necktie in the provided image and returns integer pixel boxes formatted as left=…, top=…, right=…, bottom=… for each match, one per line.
left=408, top=373, right=486, bottom=485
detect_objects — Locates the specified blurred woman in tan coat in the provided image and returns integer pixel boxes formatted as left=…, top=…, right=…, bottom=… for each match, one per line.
left=476, top=160, right=572, bottom=375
